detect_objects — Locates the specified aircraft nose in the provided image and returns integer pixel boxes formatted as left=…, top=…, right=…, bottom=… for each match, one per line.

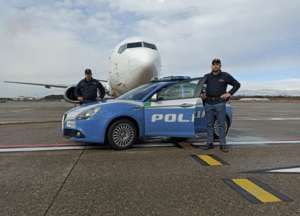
left=129, top=49, right=161, bottom=75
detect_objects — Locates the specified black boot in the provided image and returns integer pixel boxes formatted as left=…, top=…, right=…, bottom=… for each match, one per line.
left=220, top=145, right=229, bottom=153
left=202, top=143, right=214, bottom=150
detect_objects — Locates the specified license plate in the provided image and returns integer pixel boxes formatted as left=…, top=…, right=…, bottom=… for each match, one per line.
left=66, top=121, right=76, bottom=128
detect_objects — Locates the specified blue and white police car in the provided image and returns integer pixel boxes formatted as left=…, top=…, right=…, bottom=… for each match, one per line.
left=62, top=76, right=232, bottom=150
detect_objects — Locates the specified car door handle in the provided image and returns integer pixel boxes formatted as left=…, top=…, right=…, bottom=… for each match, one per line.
left=179, top=103, right=193, bottom=108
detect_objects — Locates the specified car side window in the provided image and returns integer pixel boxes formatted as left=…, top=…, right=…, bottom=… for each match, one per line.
left=202, top=84, right=207, bottom=94
left=157, top=80, right=199, bottom=100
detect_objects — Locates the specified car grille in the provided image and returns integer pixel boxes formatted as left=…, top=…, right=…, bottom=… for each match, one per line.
left=64, top=129, right=85, bottom=138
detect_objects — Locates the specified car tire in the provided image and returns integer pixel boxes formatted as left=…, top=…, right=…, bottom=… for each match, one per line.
left=213, top=118, right=229, bottom=139
left=107, top=119, right=136, bottom=150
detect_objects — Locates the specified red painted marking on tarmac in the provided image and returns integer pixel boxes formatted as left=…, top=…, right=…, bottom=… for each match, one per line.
left=267, top=138, right=300, bottom=141
left=226, top=138, right=300, bottom=141
left=0, top=120, right=61, bottom=125
left=0, top=143, right=78, bottom=148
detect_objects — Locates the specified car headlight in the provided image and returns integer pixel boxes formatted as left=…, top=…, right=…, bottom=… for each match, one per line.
left=76, top=106, right=101, bottom=120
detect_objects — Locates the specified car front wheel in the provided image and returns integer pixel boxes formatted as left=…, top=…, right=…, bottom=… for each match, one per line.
left=107, top=119, right=136, bottom=150
left=213, top=118, right=229, bottom=139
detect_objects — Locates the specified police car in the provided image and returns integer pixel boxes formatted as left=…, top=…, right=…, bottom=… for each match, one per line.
left=62, top=76, right=233, bottom=150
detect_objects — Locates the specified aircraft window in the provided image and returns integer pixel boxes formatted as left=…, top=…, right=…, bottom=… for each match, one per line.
left=118, top=44, right=127, bottom=54
left=127, top=42, right=142, bottom=49
left=143, top=42, right=157, bottom=50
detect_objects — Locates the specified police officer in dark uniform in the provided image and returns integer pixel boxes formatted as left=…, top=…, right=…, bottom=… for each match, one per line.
left=74, top=69, right=106, bottom=105
left=201, top=59, right=240, bottom=152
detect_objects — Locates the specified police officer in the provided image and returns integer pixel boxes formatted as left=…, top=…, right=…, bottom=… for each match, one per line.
left=201, top=59, right=240, bottom=152
left=74, top=69, right=106, bottom=105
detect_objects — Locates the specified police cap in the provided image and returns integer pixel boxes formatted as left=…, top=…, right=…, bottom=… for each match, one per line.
left=212, top=58, right=221, bottom=64
left=85, top=69, right=92, bottom=74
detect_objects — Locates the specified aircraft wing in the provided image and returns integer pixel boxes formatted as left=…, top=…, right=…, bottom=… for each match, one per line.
left=4, top=81, right=68, bottom=89
left=95, top=79, right=107, bottom=82
left=5, top=79, right=107, bottom=87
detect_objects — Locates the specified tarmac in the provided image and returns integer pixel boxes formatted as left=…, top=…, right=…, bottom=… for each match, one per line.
left=0, top=101, right=300, bottom=216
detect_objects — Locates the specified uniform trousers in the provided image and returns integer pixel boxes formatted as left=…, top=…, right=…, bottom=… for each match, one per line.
left=205, top=102, right=226, bottom=145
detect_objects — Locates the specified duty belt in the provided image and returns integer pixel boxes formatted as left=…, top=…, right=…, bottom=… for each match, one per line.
left=206, top=97, right=229, bottom=103
left=83, top=99, right=96, bottom=103
left=206, top=96, right=221, bottom=101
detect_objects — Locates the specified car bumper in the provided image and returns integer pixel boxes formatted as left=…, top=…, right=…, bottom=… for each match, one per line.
left=62, top=118, right=106, bottom=143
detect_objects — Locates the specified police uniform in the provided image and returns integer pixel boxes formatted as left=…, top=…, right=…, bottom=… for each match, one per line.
left=74, top=77, right=105, bottom=104
left=204, top=71, right=240, bottom=104
left=203, top=59, right=240, bottom=152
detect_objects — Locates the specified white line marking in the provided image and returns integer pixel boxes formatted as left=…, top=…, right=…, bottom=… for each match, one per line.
left=0, top=146, right=87, bottom=153
left=237, top=117, right=300, bottom=121
left=1, top=140, right=300, bottom=153
left=193, top=140, right=300, bottom=145
left=267, top=168, right=300, bottom=173
left=134, top=143, right=176, bottom=148
left=0, top=143, right=176, bottom=153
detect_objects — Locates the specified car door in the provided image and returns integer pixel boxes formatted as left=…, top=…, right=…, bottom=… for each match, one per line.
left=144, top=78, right=206, bottom=137
left=194, top=83, right=207, bottom=133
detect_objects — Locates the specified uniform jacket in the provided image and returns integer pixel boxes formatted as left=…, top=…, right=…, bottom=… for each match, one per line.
left=204, top=70, right=240, bottom=104
left=74, top=78, right=105, bottom=100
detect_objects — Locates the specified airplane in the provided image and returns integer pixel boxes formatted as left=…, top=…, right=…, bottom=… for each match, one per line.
left=4, top=37, right=161, bottom=103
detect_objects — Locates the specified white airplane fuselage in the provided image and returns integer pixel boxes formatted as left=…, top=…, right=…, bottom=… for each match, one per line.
left=106, top=38, right=161, bottom=97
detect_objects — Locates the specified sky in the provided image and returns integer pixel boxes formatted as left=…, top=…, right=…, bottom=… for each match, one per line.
left=1, top=0, right=300, bottom=98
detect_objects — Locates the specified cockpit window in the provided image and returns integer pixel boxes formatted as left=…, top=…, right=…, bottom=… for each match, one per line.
left=127, top=42, right=143, bottom=49
left=118, top=41, right=158, bottom=54
left=143, top=42, right=157, bottom=50
left=118, top=44, right=127, bottom=54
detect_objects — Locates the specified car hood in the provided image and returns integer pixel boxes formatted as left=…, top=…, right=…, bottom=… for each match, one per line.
left=65, top=99, right=144, bottom=116
left=65, top=103, right=101, bottom=120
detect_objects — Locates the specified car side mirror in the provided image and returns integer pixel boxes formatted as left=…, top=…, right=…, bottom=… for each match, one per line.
left=151, top=93, right=158, bottom=101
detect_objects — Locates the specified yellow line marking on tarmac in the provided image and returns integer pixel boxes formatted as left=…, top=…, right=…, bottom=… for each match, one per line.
left=191, top=154, right=229, bottom=166
left=197, top=155, right=222, bottom=166
left=232, top=179, right=281, bottom=203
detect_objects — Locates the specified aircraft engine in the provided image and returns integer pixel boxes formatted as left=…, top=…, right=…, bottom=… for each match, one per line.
left=64, top=86, right=79, bottom=103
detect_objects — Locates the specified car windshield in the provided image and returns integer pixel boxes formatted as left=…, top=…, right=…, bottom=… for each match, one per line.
left=118, top=83, right=160, bottom=100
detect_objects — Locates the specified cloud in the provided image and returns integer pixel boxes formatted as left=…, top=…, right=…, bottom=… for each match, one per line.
left=1, top=2, right=119, bottom=79
left=237, top=78, right=300, bottom=96
left=5, top=11, right=34, bottom=39
left=120, top=0, right=300, bottom=77
left=241, top=78, right=300, bottom=91
left=0, top=0, right=300, bottom=97
left=0, top=6, right=113, bottom=97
